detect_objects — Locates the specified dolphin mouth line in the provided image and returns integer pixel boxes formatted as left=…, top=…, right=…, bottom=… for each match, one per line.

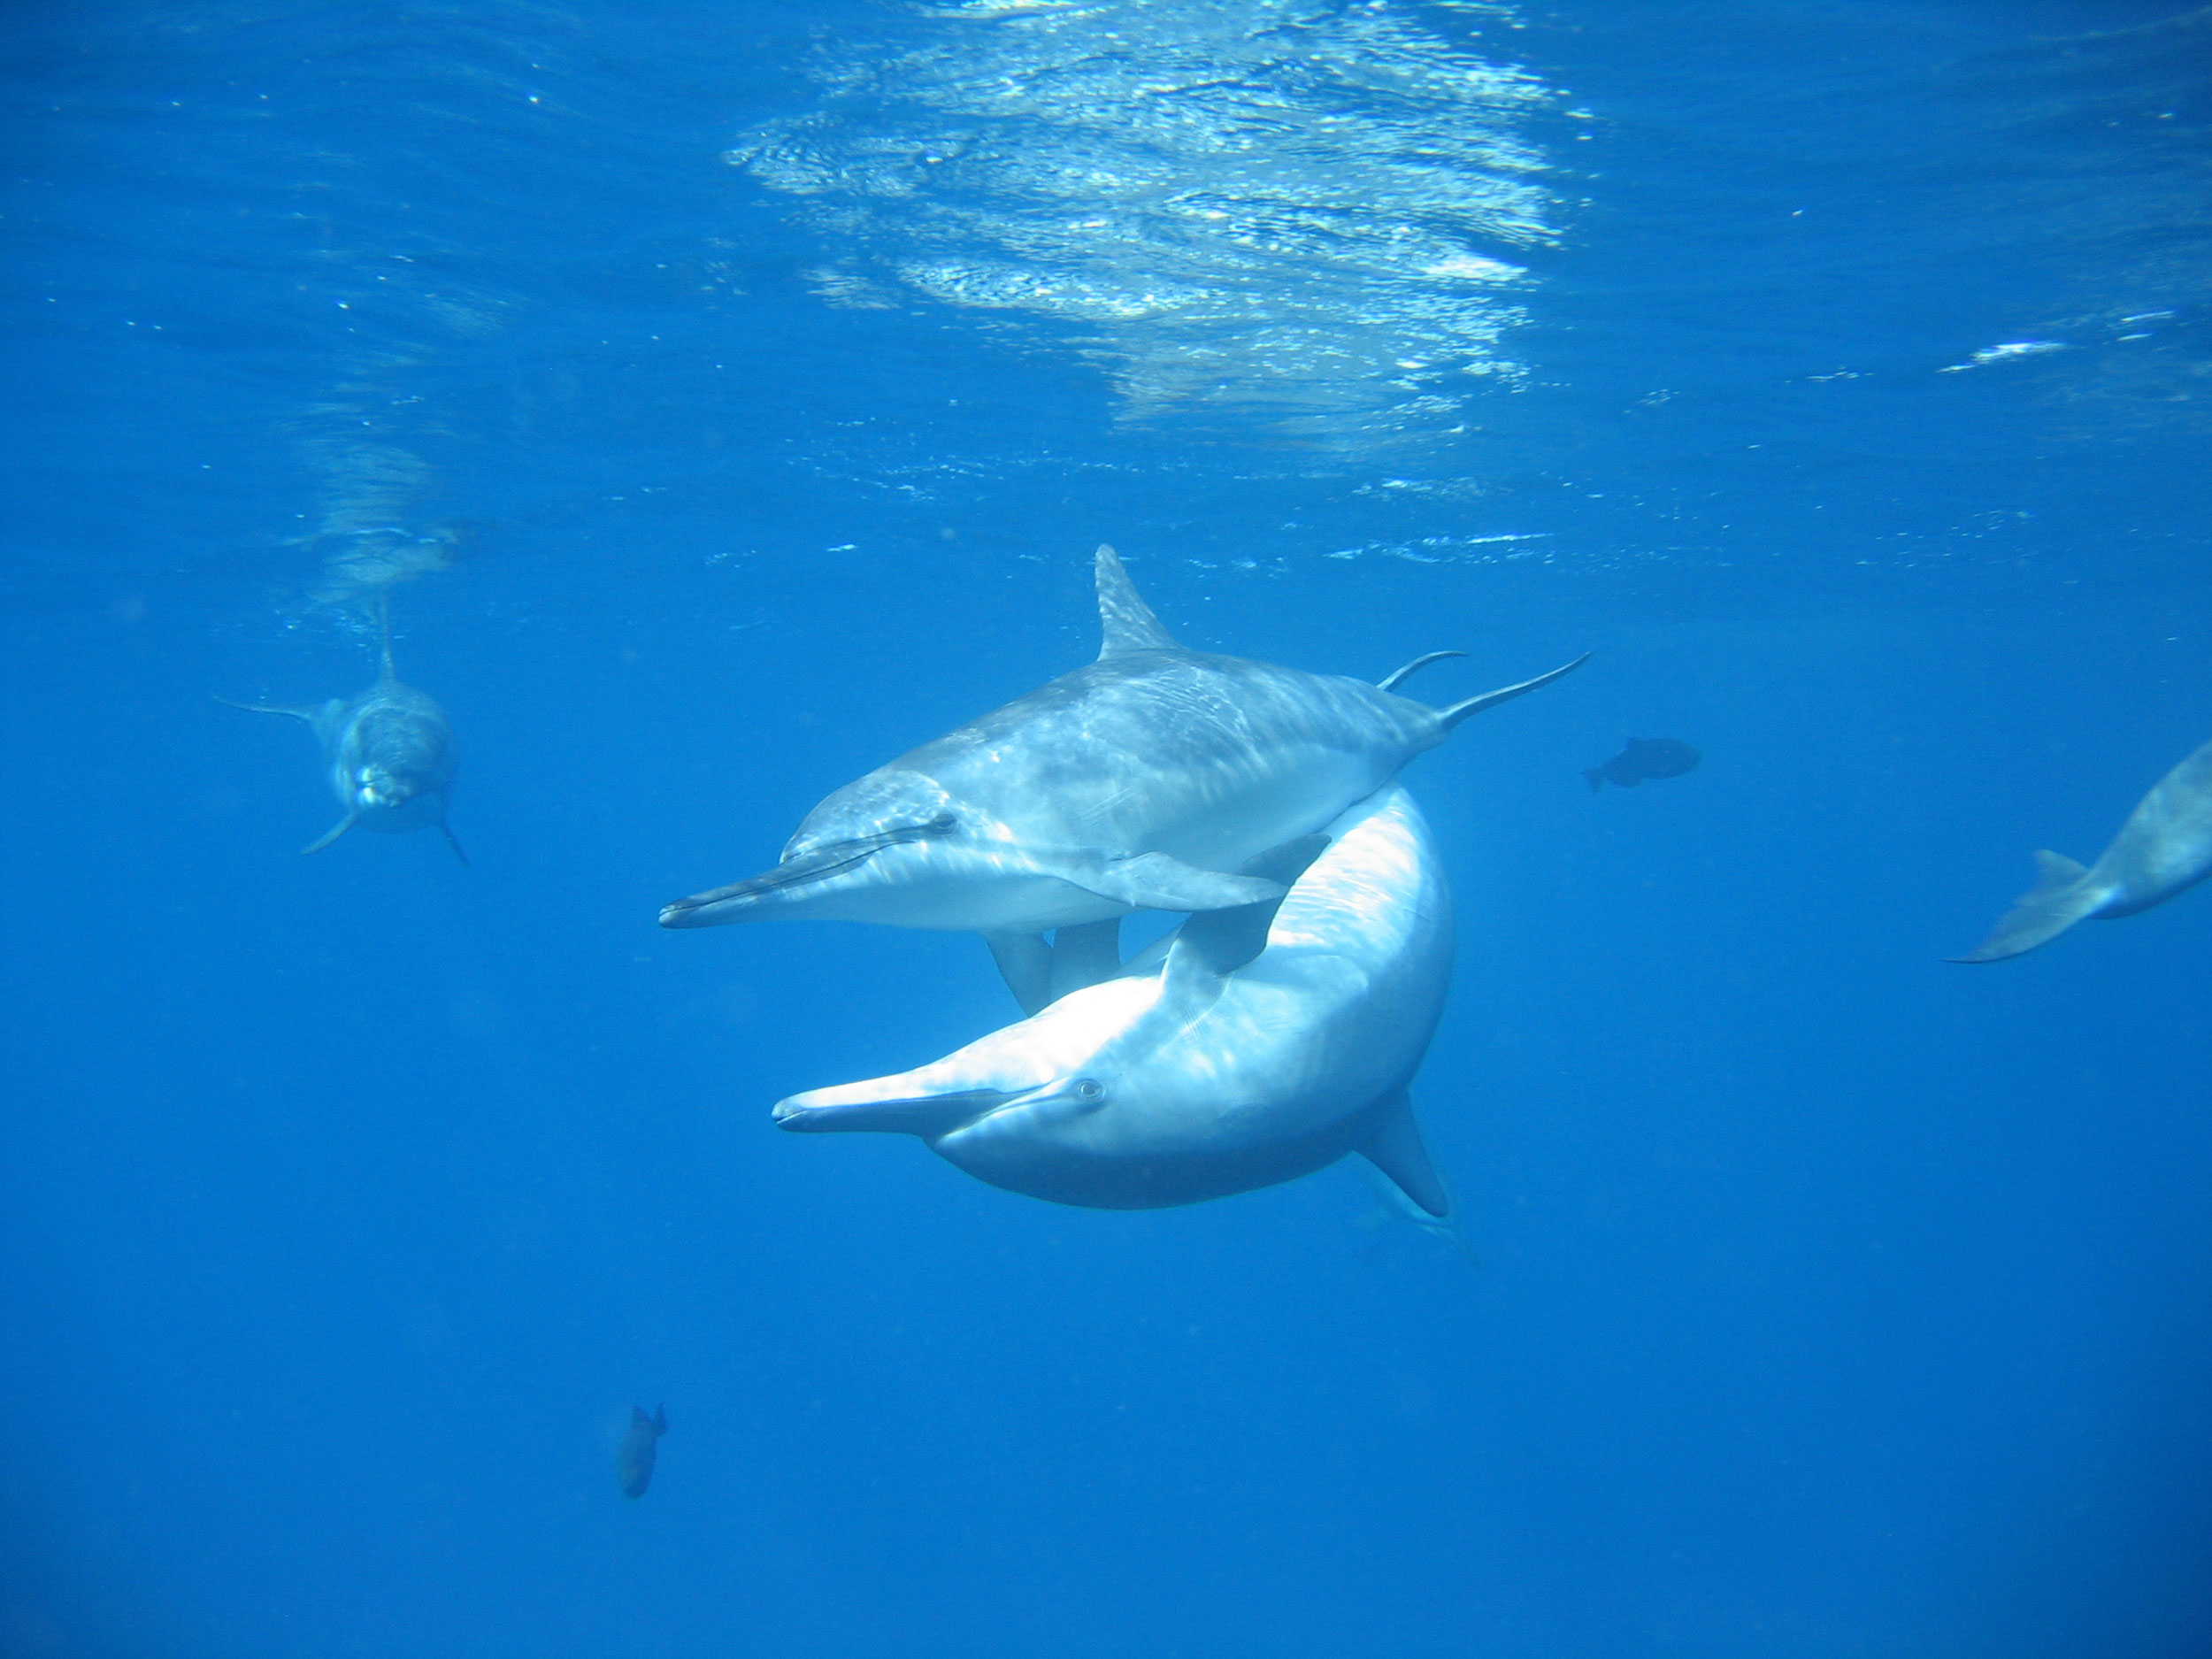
left=773, top=1077, right=1105, bottom=1137
left=660, top=814, right=957, bottom=926
left=773, top=1086, right=1025, bottom=1137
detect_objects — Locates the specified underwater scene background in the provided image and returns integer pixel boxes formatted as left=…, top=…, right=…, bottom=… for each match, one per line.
left=4, top=1, right=2210, bottom=1655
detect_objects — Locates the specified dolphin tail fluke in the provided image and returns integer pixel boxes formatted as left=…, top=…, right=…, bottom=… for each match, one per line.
left=1435, top=651, right=1591, bottom=732
left=1356, top=1089, right=1450, bottom=1218
left=301, top=815, right=357, bottom=856
left=1949, top=849, right=2102, bottom=963
left=441, top=823, right=472, bottom=868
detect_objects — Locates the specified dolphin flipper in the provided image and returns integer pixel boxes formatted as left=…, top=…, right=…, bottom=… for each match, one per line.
left=214, top=694, right=320, bottom=723
left=1168, top=835, right=1331, bottom=980
left=441, top=823, right=472, bottom=868
left=1048, top=919, right=1123, bottom=1002
left=1435, top=652, right=1592, bottom=730
left=987, top=931, right=1055, bottom=1016
left=1949, top=849, right=2103, bottom=963
left=1066, top=852, right=1285, bottom=914
left=301, top=815, right=357, bottom=856
left=1356, top=1088, right=1450, bottom=1219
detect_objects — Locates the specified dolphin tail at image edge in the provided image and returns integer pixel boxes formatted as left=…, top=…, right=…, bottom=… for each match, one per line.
left=1948, top=849, right=2102, bottom=963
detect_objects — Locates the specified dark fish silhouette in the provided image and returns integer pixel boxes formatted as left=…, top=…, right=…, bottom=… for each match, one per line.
left=1585, top=737, right=1701, bottom=793
left=617, top=1404, right=666, bottom=1500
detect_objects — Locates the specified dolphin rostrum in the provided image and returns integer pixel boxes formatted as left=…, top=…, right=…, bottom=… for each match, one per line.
left=663, top=545, right=1581, bottom=1011
left=1951, top=736, right=2212, bottom=962
left=773, top=783, right=1457, bottom=1216
left=220, top=605, right=468, bottom=864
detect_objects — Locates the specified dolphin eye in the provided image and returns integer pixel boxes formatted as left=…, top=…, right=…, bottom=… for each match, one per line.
left=925, top=811, right=958, bottom=836
left=1072, top=1078, right=1102, bottom=1102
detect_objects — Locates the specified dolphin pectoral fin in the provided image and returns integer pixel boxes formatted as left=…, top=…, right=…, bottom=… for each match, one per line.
left=986, top=931, right=1054, bottom=1017
left=214, top=694, right=319, bottom=723
left=1066, top=852, right=1285, bottom=914
left=1356, top=1090, right=1451, bottom=1219
left=1435, top=651, right=1591, bottom=731
left=1167, top=834, right=1332, bottom=979
left=1948, top=849, right=2102, bottom=963
left=301, top=815, right=357, bottom=856
left=1093, top=544, right=1181, bottom=658
left=1048, top=918, right=1123, bottom=1002
left=774, top=1088, right=1016, bottom=1139
left=1375, top=649, right=1467, bottom=693
left=440, top=823, right=472, bottom=868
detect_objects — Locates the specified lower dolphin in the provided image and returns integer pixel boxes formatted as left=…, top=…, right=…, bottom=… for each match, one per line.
left=221, top=608, right=467, bottom=864
left=1952, top=735, right=2212, bottom=961
left=773, top=783, right=1456, bottom=1215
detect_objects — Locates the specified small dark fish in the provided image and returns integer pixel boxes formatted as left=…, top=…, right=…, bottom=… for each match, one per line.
left=617, top=1404, right=666, bottom=1500
left=1584, top=737, right=1701, bottom=793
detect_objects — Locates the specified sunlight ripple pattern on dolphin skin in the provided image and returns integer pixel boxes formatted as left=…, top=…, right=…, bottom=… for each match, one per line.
left=724, top=0, right=1563, bottom=445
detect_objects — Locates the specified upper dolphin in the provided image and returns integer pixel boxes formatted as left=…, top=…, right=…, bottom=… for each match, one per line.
left=662, top=544, right=1581, bottom=1011
left=220, top=611, right=468, bottom=864
left=1951, top=734, right=2212, bottom=962
left=773, top=783, right=1457, bottom=1217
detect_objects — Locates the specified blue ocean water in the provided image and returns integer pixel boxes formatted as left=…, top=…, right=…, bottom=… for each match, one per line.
left=4, top=1, right=2209, bottom=1653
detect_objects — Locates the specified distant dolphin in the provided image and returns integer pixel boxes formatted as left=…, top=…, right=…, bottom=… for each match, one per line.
left=663, top=545, right=1581, bottom=1012
left=617, top=1403, right=665, bottom=1500
left=220, top=608, right=467, bottom=864
left=774, top=783, right=1457, bottom=1217
left=1952, top=736, right=2212, bottom=962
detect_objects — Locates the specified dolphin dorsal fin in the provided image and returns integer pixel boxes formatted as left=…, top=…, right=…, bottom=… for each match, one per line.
left=1094, top=545, right=1179, bottom=658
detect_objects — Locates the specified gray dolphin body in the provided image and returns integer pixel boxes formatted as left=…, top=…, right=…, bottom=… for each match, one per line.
left=1953, top=736, right=2212, bottom=962
left=222, top=628, right=467, bottom=864
left=663, top=545, right=1580, bottom=1011
left=774, top=783, right=1457, bottom=1216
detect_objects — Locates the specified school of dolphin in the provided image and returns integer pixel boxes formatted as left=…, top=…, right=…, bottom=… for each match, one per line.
left=225, top=546, right=2212, bottom=1225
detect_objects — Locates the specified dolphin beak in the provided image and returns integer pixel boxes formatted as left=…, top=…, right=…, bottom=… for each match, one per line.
left=772, top=1087, right=1019, bottom=1139
left=659, top=842, right=885, bottom=928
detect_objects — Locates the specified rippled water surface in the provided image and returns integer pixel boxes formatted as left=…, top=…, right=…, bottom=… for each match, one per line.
left=4, top=3, right=2210, bottom=1655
